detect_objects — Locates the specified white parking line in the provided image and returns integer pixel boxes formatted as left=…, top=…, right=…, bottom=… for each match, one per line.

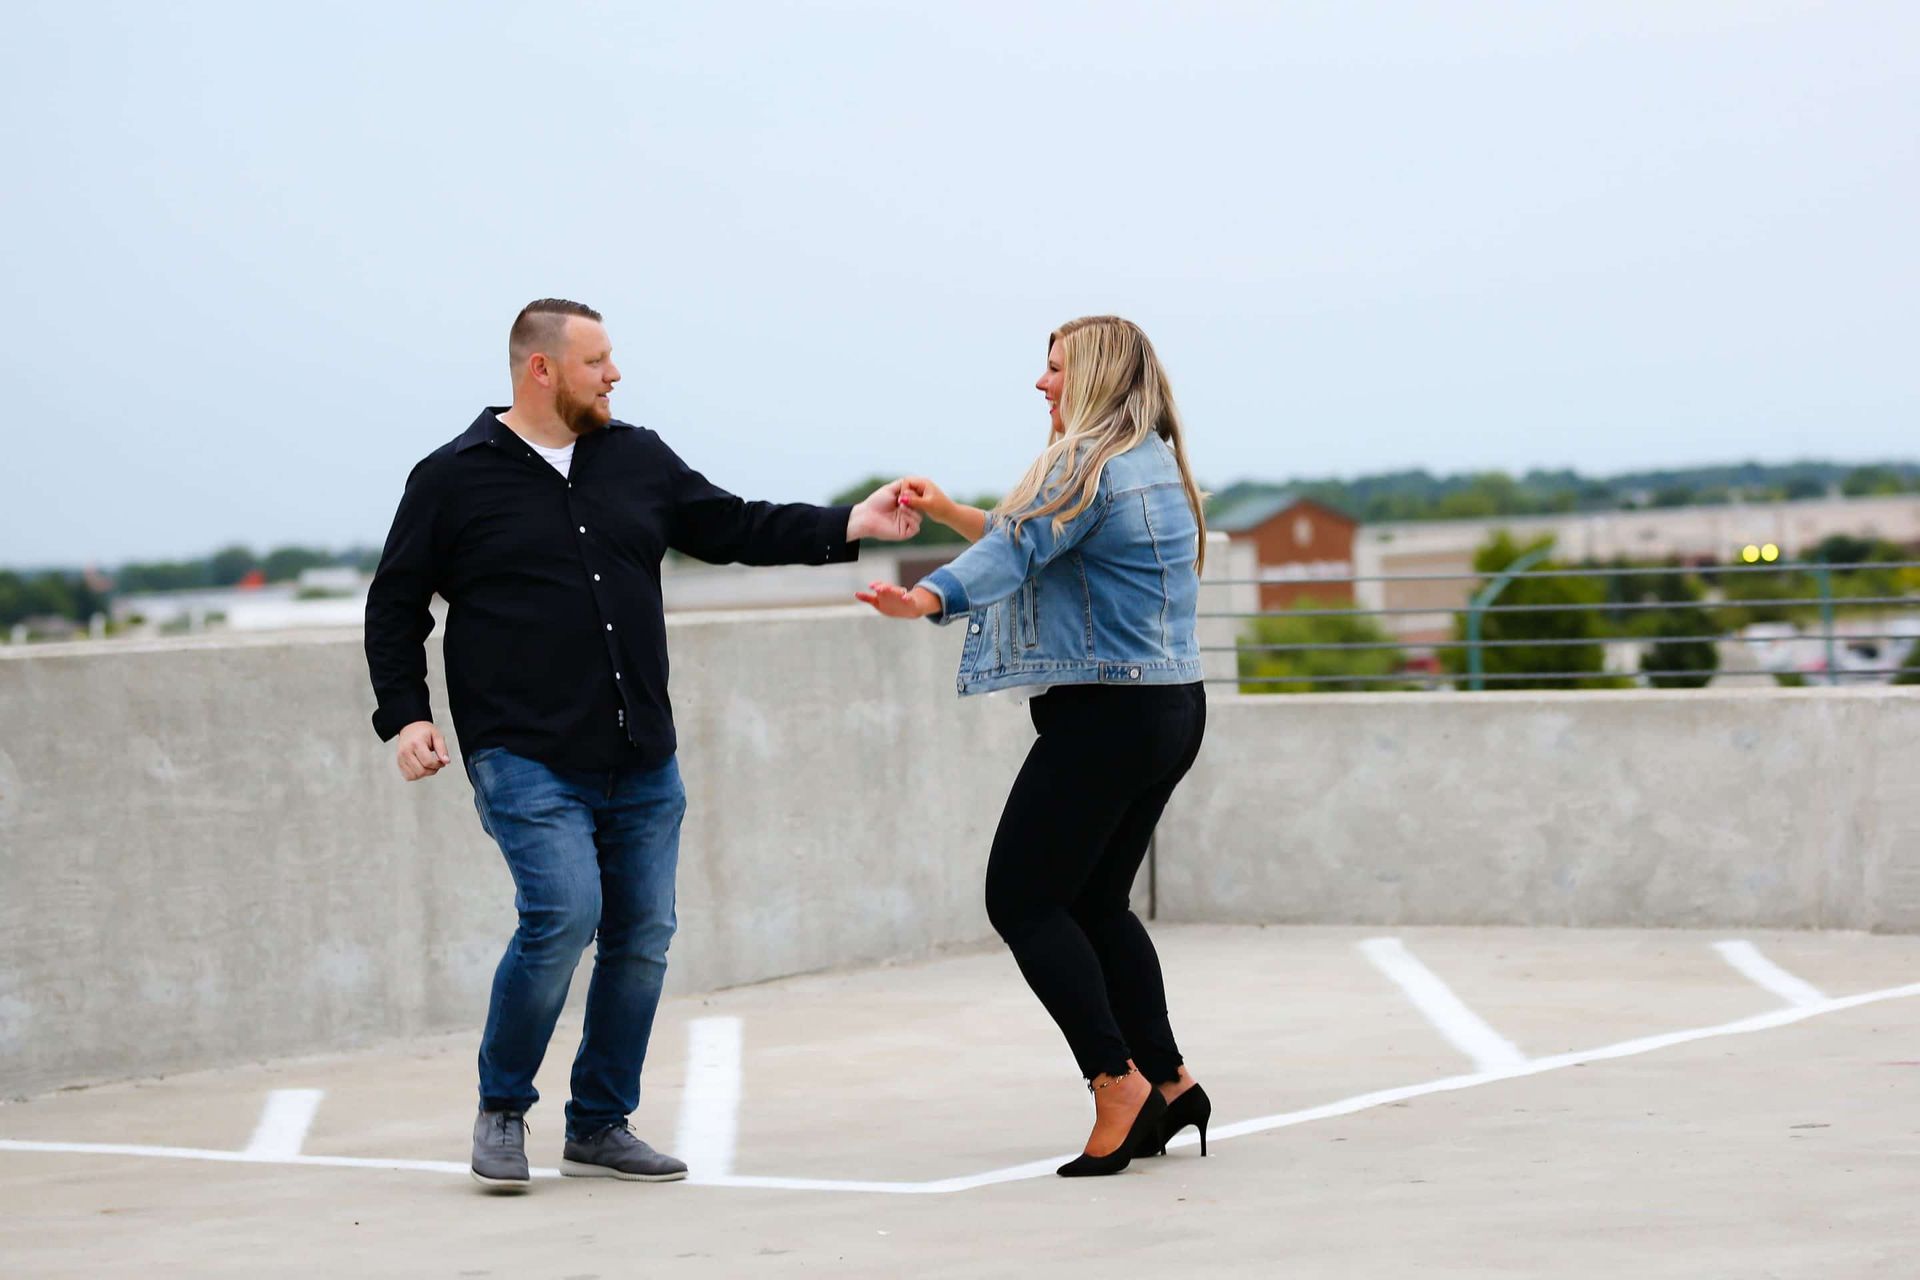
left=0, top=1140, right=550, bottom=1177
left=13, top=979, right=1916, bottom=1193
left=1713, top=940, right=1827, bottom=1008
left=1359, top=937, right=1528, bottom=1073
left=674, top=1016, right=743, bottom=1183
left=244, top=1089, right=325, bottom=1159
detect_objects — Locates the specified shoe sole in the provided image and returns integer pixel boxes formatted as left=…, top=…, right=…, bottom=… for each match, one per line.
left=470, top=1169, right=531, bottom=1192
left=559, top=1158, right=687, bottom=1182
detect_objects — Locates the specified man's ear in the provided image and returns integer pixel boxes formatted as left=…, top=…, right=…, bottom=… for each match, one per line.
left=527, top=353, right=552, bottom=387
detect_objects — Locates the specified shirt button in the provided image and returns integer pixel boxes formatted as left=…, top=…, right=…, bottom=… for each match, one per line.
left=578, top=525, right=586, bottom=533
left=605, top=623, right=613, bottom=631
left=593, top=573, right=602, bottom=582
left=615, top=672, right=622, bottom=680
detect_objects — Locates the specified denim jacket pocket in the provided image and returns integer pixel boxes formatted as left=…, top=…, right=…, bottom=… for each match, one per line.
left=1017, top=582, right=1039, bottom=651
left=992, top=599, right=1015, bottom=669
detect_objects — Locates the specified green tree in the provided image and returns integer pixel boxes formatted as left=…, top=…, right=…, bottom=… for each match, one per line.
left=1237, top=599, right=1404, bottom=694
left=1442, top=533, right=1613, bottom=689
left=1434, top=471, right=1527, bottom=519
left=1886, top=634, right=1920, bottom=685
left=1639, top=604, right=1719, bottom=687
left=206, top=544, right=259, bottom=587
left=0, top=571, right=24, bottom=628
left=1842, top=465, right=1907, bottom=498
left=0, top=571, right=97, bottom=628
left=1597, top=560, right=1720, bottom=688
left=262, top=545, right=336, bottom=582
left=116, top=559, right=209, bottom=593
left=1713, top=567, right=1816, bottom=628
left=1808, top=533, right=1877, bottom=565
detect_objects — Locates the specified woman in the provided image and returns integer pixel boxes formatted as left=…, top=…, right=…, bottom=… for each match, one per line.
left=856, top=315, right=1211, bottom=1177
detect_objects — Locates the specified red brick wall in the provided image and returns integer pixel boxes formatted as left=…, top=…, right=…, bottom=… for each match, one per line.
left=1234, top=502, right=1358, bottom=610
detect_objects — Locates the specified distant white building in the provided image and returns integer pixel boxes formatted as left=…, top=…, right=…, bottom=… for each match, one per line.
left=1351, top=494, right=1920, bottom=642
left=106, top=553, right=957, bottom=638
left=113, top=569, right=375, bottom=634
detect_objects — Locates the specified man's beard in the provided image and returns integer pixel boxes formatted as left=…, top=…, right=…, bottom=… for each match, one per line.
left=556, top=386, right=610, bottom=436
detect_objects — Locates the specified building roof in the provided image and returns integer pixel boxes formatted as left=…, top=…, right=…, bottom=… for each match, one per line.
left=1208, top=491, right=1298, bottom=533
left=1208, top=491, right=1356, bottom=534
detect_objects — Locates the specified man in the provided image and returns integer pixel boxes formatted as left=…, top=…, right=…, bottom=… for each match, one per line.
left=365, top=299, right=919, bottom=1191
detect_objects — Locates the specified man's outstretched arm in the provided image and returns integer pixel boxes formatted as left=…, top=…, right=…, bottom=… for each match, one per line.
left=668, top=451, right=921, bottom=565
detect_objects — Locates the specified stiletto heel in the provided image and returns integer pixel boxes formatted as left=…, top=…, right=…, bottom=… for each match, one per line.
left=1056, top=1072, right=1167, bottom=1178
left=1154, top=1082, right=1211, bottom=1157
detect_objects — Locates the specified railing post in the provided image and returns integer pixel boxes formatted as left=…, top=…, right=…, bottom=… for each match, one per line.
left=1813, top=564, right=1837, bottom=685
left=1465, top=605, right=1485, bottom=691
left=1465, top=545, right=1553, bottom=692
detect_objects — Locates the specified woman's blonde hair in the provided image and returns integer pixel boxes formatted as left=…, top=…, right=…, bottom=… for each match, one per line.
left=998, top=315, right=1207, bottom=571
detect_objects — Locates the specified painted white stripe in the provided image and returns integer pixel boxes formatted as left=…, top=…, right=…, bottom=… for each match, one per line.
left=244, top=1089, right=324, bottom=1159
left=0, top=1140, right=558, bottom=1178
left=707, top=977, right=1920, bottom=1194
left=1713, top=940, right=1827, bottom=1008
left=1359, top=937, right=1528, bottom=1073
left=674, top=1016, right=743, bottom=1183
left=11, top=980, right=1918, bottom=1194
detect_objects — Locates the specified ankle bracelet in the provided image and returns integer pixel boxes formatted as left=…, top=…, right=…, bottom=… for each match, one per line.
left=1088, top=1066, right=1135, bottom=1092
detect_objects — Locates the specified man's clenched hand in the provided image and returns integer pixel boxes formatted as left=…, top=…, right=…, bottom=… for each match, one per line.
left=396, top=720, right=451, bottom=781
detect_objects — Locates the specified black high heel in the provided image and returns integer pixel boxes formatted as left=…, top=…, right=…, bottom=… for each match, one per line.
left=1056, top=1076, right=1168, bottom=1178
left=1139, top=1082, right=1212, bottom=1158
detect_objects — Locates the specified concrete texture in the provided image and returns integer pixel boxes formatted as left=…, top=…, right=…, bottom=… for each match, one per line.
left=5, top=586, right=1919, bottom=1097
left=2, top=925, right=1918, bottom=1279
left=0, top=612, right=1029, bottom=1096
left=1161, top=686, right=1920, bottom=933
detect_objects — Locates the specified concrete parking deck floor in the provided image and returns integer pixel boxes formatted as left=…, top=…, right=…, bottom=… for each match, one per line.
left=5, top=925, right=1920, bottom=1278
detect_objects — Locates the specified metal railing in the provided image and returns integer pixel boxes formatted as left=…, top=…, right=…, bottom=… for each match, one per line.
left=1201, top=559, right=1920, bottom=692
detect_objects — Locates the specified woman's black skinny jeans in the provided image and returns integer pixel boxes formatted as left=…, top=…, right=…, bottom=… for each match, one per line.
left=984, top=681, right=1207, bottom=1083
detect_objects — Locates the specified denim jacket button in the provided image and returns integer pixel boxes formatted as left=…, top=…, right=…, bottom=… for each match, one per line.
left=1130, top=667, right=1141, bottom=679
left=969, top=623, right=981, bottom=635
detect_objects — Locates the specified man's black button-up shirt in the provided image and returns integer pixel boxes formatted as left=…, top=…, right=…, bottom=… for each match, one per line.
left=365, top=408, right=858, bottom=771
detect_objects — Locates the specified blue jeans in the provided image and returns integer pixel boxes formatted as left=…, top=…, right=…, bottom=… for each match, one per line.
left=464, top=746, right=685, bottom=1140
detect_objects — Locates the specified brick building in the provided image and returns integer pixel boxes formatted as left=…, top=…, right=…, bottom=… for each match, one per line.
left=1209, top=492, right=1359, bottom=610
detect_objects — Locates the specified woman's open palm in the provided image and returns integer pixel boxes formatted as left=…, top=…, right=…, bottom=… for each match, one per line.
left=855, top=581, right=935, bottom=619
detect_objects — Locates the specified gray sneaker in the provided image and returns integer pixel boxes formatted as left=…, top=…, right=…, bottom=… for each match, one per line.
left=471, top=1108, right=531, bottom=1191
left=561, top=1122, right=688, bottom=1182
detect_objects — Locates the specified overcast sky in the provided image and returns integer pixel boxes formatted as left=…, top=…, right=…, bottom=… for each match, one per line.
left=2, top=1, right=1914, bottom=566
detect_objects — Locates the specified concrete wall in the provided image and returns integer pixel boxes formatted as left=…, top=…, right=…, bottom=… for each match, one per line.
left=0, top=615, right=1030, bottom=1097
left=1160, top=687, right=1920, bottom=932
left=6, top=601, right=1920, bottom=1095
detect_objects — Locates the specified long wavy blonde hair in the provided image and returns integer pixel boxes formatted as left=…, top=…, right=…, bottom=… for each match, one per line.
left=998, top=315, right=1207, bottom=571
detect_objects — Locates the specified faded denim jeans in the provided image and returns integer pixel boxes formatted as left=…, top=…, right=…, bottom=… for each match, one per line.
left=464, top=746, right=684, bottom=1140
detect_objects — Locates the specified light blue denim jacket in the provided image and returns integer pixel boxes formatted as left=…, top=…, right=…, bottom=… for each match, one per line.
left=917, top=434, right=1203, bottom=697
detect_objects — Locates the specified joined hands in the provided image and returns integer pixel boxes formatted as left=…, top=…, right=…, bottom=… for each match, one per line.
left=845, top=479, right=923, bottom=543
left=853, top=475, right=972, bottom=619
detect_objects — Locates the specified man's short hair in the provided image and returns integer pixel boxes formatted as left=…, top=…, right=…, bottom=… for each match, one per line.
left=509, top=298, right=602, bottom=373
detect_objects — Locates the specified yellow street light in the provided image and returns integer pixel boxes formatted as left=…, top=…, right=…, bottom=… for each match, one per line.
left=1741, top=544, right=1760, bottom=563
left=1761, top=543, right=1780, bottom=563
